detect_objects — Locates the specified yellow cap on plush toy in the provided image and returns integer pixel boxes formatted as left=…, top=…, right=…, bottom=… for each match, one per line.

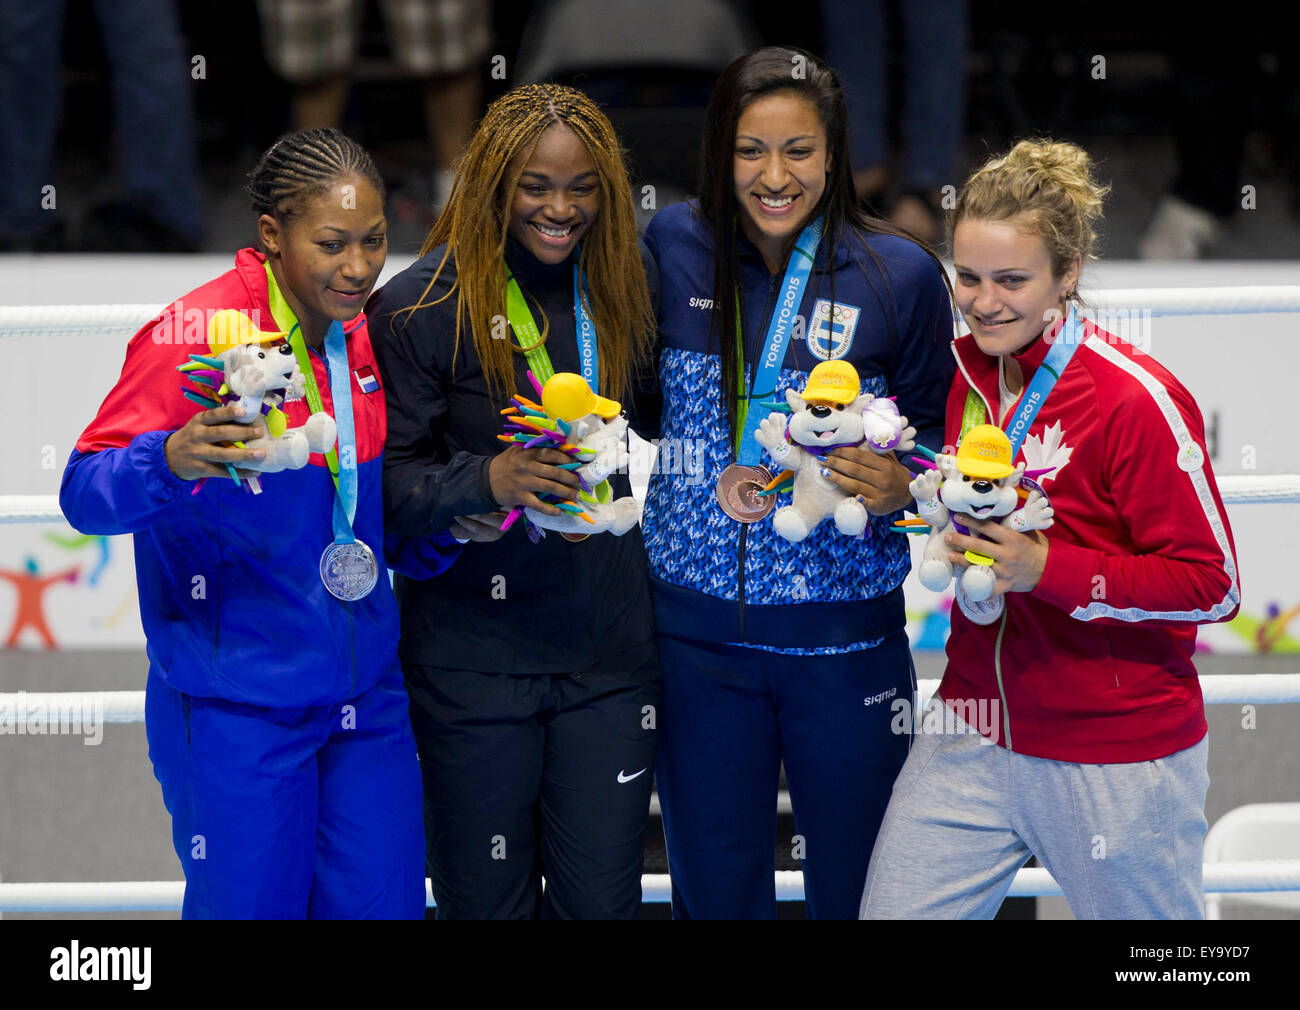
left=802, top=360, right=860, bottom=405
left=955, top=424, right=1016, bottom=480
left=207, top=309, right=288, bottom=354
left=542, top=371, right=622, bottom=422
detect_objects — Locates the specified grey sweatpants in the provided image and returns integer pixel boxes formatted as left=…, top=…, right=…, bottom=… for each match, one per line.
left=860, top=698, right=1210, bottom=919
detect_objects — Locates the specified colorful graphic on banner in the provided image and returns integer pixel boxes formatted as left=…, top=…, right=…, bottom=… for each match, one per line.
left=0, top=557, right=80, bottom=649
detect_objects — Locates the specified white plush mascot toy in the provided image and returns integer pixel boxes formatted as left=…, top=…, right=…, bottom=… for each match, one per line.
left=178, top=309, right=337, bottom=494
left=907, top=424, right=1055, bottom=622
left=753, top=360, right=916, bottom=542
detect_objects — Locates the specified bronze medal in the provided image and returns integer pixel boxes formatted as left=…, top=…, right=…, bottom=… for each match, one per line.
left=716, top=463, right=775, bottom=523
left=560, top=532, right=590, bottom=543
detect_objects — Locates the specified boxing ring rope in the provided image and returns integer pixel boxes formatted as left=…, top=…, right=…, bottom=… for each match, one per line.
left=2, top=284, right=1298, bottom=340
left=3, top=473, right=1298, bottom=523
left=0, top=303, right=167, bottom=340
left=3, top=285, right=1300, bottom=913
left=1084, top=285, right=1300, bottom=315
left=4, top=860, right=1299, bottom=913
left=6, top=674, right=1300, bottom=728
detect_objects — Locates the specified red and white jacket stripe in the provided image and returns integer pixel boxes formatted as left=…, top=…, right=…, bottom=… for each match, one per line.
left=937, top=317, right=1240, bottom=762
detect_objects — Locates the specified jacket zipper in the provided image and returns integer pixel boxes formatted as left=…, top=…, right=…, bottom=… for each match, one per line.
left=993, top=605, right=1012, bottom=750
left=737, top=273, right=780, bottom=641
left=950, top=343, right=996, bottom=427
left=347, top=600, right=357, bottom=697
left=953, top=344, right=1015, bottom=748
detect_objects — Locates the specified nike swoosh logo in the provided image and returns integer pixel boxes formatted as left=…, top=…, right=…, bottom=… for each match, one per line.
left=617, top=768, right=646, bottom=784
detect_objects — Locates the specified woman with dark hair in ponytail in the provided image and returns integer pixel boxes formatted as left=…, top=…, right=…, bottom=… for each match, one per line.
left=60, top=128, right=459, bottom=919
left=642, top=46, right=956, bottom=918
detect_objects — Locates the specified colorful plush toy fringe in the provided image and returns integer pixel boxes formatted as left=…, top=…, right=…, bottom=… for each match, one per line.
left=495, top=370, right=601, bottom=542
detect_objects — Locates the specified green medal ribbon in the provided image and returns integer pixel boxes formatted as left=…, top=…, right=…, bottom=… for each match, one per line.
left=960, top=387, right=987, bottom=443
left=733, top=289, right=748, bottom=457
left=502, top=260, right=601, bottom=391
left=264, top=261, right=341, bottom=491
left=504, top=270, right=555, bottom=384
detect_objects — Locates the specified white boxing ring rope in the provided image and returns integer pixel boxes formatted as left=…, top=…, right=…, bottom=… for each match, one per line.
left=6, top=674, right=1300, bottom=728
left=3, top=862, right=1298, bottom=913
left=5, top=474, right=1300, bottom=526
left=0, top=284, right=1297, bottom=339
left=3, top=285, right=1300, bottom=913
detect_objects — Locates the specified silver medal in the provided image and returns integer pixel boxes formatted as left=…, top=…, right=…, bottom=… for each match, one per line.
left=319, top=539, right=379, bottom=601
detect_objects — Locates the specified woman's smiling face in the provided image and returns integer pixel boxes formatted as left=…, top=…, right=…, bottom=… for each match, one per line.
left=507, top=122, right=600, bottom=265
left=733, top=92, right=830, bottom=269
left=259, top=174, right=387, bottom=340
left=952, top=216, right=1080, bottom=357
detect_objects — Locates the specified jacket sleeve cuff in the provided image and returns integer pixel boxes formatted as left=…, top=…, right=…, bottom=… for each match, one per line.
left=139, top=430, right=189, bottom=499
left=384, top=531, right=463, bottom=580
left=474, top=454, right=499, bottom=511
left=1031, top=538, right=1102, bottom=615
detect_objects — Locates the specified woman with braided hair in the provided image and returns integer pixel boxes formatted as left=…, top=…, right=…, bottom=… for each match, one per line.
left=368, top=83, right=660, bottom=919
left=61, top=128, right=459, bottom=918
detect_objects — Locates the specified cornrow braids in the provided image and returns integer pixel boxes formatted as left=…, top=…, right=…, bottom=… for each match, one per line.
left=396, top=84, right=655, bottom=404
left=246, top=127, right=386, bottom=221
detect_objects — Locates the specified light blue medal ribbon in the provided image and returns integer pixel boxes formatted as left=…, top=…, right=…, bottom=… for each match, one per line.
left=736, top=216, right=825, bottom=467
left=1004, top=302, right=1085, bottom=456
left=312, top=319, right=377, bottom=600
left=324, top=320, right=359, bottom=541
left=572, top=263, right=598, bottom=389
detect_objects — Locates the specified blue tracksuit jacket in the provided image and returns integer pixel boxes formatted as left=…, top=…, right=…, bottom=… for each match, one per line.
left=642, top=201, right=955, bottom=652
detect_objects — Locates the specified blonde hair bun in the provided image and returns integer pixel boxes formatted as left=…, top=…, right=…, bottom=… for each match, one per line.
left=952, top=138, right=1111, bottom=282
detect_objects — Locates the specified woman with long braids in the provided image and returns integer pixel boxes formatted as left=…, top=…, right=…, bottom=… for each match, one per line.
left=368, top=84, right=660, bottom=919
left=61, top=128, right=458, bottom=919
left=641, top=47, right=956, bottom=919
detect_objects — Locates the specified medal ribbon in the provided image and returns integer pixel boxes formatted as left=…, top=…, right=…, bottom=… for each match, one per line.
left=503, top=259, right=598, bottom=389
left=959, top=302, right=1086, bottom=453
left=734, top=216, right=825, bottom=463
left=264, top=262, right=359, bottom=545
left=323, top=321, right=359, bottom=543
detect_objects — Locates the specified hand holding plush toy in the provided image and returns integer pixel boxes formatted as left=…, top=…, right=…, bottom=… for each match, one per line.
left=753, top=360, right=916, bottom=543
left=905, top=424, right=1054, bottom=623
left=178, top=309, right=336, bottom=495
left=497, top=371, right=639, bottom=540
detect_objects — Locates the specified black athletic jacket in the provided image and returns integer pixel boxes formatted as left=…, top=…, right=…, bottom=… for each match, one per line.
left=367, top=238, right=660, bottom=675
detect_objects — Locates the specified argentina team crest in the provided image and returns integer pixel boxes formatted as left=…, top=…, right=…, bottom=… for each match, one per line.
left=807, top=299, right=860, bottom=360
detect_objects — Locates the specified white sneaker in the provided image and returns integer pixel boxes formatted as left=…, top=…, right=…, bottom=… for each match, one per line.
left=956, top=586, right=1004, bottom=626
left=1138, top=195, right=1222, bottom=260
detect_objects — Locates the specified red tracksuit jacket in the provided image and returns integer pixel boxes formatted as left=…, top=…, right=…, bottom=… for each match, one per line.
left=937, top=317, right=1240, bottom=762
left=60, top=248, right=457, bottom=707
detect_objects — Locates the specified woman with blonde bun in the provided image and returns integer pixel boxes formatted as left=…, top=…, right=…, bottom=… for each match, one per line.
left=861, top=139, right=1240, bottom=920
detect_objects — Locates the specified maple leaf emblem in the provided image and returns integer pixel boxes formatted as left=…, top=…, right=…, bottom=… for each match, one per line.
left=1021, top=421, right=1073, bottom=483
